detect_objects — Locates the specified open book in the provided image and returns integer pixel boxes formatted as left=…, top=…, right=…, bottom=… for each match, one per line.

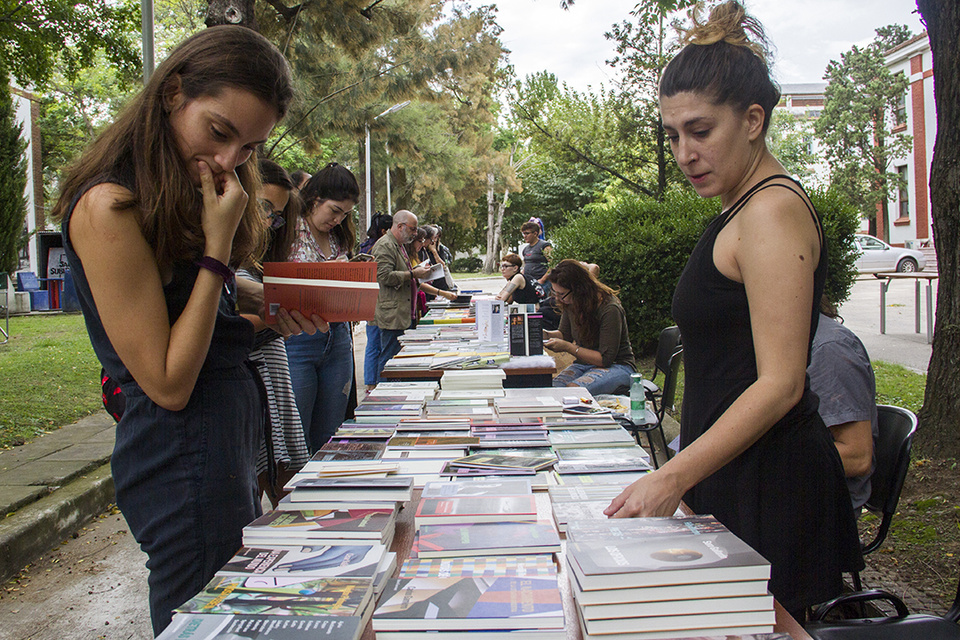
left=263, top=261, right=378, bottom=323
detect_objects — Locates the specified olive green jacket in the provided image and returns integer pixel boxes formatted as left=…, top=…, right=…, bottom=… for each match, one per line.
left=372, top=231, right=415, bottom=330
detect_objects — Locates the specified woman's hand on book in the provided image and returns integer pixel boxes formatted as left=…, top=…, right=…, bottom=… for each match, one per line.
left=604, top=470, right=684, bottom=519
left=274, top=308, right=330, bottom=337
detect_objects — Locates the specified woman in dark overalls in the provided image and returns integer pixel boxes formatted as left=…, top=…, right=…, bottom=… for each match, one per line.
left=51, top=27, right=316, bottom=635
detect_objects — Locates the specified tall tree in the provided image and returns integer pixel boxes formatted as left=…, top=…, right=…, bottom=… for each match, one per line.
left=915, top=0, right=960, bottom=458
left=0, top=69, right=26, bottom=274
left=605, top=1, right=686, bottom=200
left=814, top=27, right=912, bottom=239
left=0, top=0, right=140, bottom=86
left=766, top=110, right=818, bottom=183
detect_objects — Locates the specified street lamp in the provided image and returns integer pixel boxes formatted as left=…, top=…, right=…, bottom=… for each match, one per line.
left=364, top=101, right=410, bottom=231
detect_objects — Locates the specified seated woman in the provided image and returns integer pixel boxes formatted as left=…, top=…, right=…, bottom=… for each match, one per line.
left=496, top=253, right=546, bottom=305
left=542, top=259, right=637, bottom=394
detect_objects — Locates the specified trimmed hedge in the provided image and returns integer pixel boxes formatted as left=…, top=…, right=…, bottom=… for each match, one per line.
left=450, top=256, right=483, bottom=273
left=551, top=187, right=860, bottom=355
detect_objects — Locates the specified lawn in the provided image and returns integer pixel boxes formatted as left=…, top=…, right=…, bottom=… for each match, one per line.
left=0, top=313, right=102, bottom=448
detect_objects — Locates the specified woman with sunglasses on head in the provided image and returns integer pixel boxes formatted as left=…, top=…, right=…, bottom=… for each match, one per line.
left=542, top=259, right=637, bottom=395
left=285, top=162, right=360, bottom=452
left=496, top=253, right=545, bottom=305
left=50, top=26, right=319, bottom=634
left=604, top=2, right=862, bottom=619
left=237, top=158, right=309, bottom=507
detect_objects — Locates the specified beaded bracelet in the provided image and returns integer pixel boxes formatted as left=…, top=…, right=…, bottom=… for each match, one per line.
left=196, top=256, right=235, bottom=294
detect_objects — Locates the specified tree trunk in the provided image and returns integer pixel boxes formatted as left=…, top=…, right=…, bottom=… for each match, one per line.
left=205, top=0, right=258, bottom=29
left=492, top=186, right=509, bottom=264
left=483, top=172, right=497, bottom=273
left=915, top=0, right=960, bottom=458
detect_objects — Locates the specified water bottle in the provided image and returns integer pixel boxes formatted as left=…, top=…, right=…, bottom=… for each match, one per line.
left=630, top=372, right=645, bottom=423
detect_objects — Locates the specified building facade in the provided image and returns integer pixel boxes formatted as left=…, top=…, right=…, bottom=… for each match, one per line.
left=883, top=33, right=934, bottom=248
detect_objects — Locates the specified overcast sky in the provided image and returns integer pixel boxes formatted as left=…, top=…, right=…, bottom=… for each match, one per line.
left=493, top=0, right=926, bottom=91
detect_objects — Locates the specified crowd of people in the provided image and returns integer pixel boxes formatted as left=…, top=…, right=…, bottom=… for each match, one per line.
left=54, top=1, right=880, bottom=634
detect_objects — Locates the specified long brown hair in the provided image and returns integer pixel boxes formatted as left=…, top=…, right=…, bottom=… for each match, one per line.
left=52, top=26, right=294, bottom=269
left=299, top=162, right=360, bottom=257
left=257, top=158, right=301, bottom=265
left=546, top=259, right=619, bottom=345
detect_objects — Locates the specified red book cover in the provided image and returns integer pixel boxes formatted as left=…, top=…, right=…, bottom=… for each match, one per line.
left=263, top=261, right=378, bottom=323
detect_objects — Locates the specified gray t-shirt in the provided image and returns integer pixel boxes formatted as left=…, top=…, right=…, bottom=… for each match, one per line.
left=809, top=314, right=878, bottom=510
left=521, top=239, right=551, bottom=280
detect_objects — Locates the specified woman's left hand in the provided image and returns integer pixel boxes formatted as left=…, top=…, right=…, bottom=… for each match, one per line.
left=604, top=470, right=685, bottom=519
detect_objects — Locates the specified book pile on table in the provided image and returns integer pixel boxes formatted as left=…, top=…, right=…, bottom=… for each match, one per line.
left=565, top=515, right=776, bottom=639
left=441, top=368, right=506, bottom=391
left=494, top=396, right=563, bottom=419
left=159, top=508, right=401, bottom=640
left=373, top=478, right=566, bottom=640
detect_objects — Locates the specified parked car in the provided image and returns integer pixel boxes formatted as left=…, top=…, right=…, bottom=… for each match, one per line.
left=854, top=234, right=926, bottom=273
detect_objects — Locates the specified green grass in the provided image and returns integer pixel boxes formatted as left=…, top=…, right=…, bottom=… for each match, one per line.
left=0, top=313, right=103, bottom=448
left=665, top=358, right=925, bottom=421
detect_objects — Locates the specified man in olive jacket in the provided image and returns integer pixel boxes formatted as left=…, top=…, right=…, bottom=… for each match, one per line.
left=372, top=210, right=433, bottom=378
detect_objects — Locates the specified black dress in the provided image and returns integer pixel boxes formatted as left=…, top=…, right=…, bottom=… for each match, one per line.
left=672, top=175, right=863, bottom=614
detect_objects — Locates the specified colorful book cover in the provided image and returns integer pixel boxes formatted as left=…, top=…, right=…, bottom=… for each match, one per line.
left=372, top=576, right=564, bottom=630
left=414, top=496, right=538, bottom=528
left=243, top=509, right=395, bottom=540
left=157, top=614, right=363, bottom=640
left=412, top=521, right=560, bottom=557
left=398, top=556, right=557, bottom=579
left=176, top=576, right=373, bottom=617
left=218, top=544, right=385, bottom=579
left=449, top=452, right=557, bottom=471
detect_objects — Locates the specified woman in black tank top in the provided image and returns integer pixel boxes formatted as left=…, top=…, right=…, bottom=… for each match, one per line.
left=605, top=1, right=862, bottom=617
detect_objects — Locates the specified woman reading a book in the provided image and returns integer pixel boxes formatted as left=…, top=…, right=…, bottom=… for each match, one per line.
left=238, top=158, right=310, bottom=507
left=285, top=162, right=360, bottom=452
left=542, top=260, right=637, bottom=395
left=603, top=1, right=862, bottom=619
left=51, top=27, right=312, bottom=634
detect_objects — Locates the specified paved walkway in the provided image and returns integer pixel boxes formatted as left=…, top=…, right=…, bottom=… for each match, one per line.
left=0, top=274, right=944, bottom=617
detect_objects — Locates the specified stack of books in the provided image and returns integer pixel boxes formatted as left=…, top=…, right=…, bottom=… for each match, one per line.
left=242, top=508, right=398, bottom=549
left=440, top=369, right=506, bottom=391
left=282, top=476, right=414, bottom=511
left=546, top=484, right=627, bottom=533
left=554, top=445, right=653, bottom=475
left=565, top=516, right=776, bottom=638
left=494, top=396, right=563, bottom=419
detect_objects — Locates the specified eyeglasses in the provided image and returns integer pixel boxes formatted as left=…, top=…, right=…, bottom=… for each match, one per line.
left=499, top=263, right=516, bottom=269
left=555, top=288, right=571, bottom=302
left=399, top=222, right=419, bottom=232
left=258, top=199, right=285, bottom=230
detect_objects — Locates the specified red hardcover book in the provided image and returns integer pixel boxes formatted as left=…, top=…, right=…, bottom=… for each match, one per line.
left=263, top=261, right=378, bottom=323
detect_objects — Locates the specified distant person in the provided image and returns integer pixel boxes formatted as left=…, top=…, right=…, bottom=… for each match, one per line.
left=496, top=253, right=545, bottom=305
left=285, top=162, right=359, bottom=453
left=542, top=260, right=637, bottom=394
left=359, top=212, right=393, bottom=389
left=809, top=302, right=878, bottom=513
left=372, top=210, right=433, bottom=378
left=290, top=169, right=311, bottom=192
left=420, top=224, right=455, bottom=295
left=51, top=26, right=306, bottom=635
left=520, top=220, right=552, bottom=287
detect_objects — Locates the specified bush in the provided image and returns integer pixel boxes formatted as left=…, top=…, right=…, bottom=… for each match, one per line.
left=450, top=256, right=483, bottom=273
left=551, top=186, right=860, bottom=355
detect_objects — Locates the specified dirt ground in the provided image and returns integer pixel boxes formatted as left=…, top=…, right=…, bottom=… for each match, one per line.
left=856, top=456, right=960, bottom=613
